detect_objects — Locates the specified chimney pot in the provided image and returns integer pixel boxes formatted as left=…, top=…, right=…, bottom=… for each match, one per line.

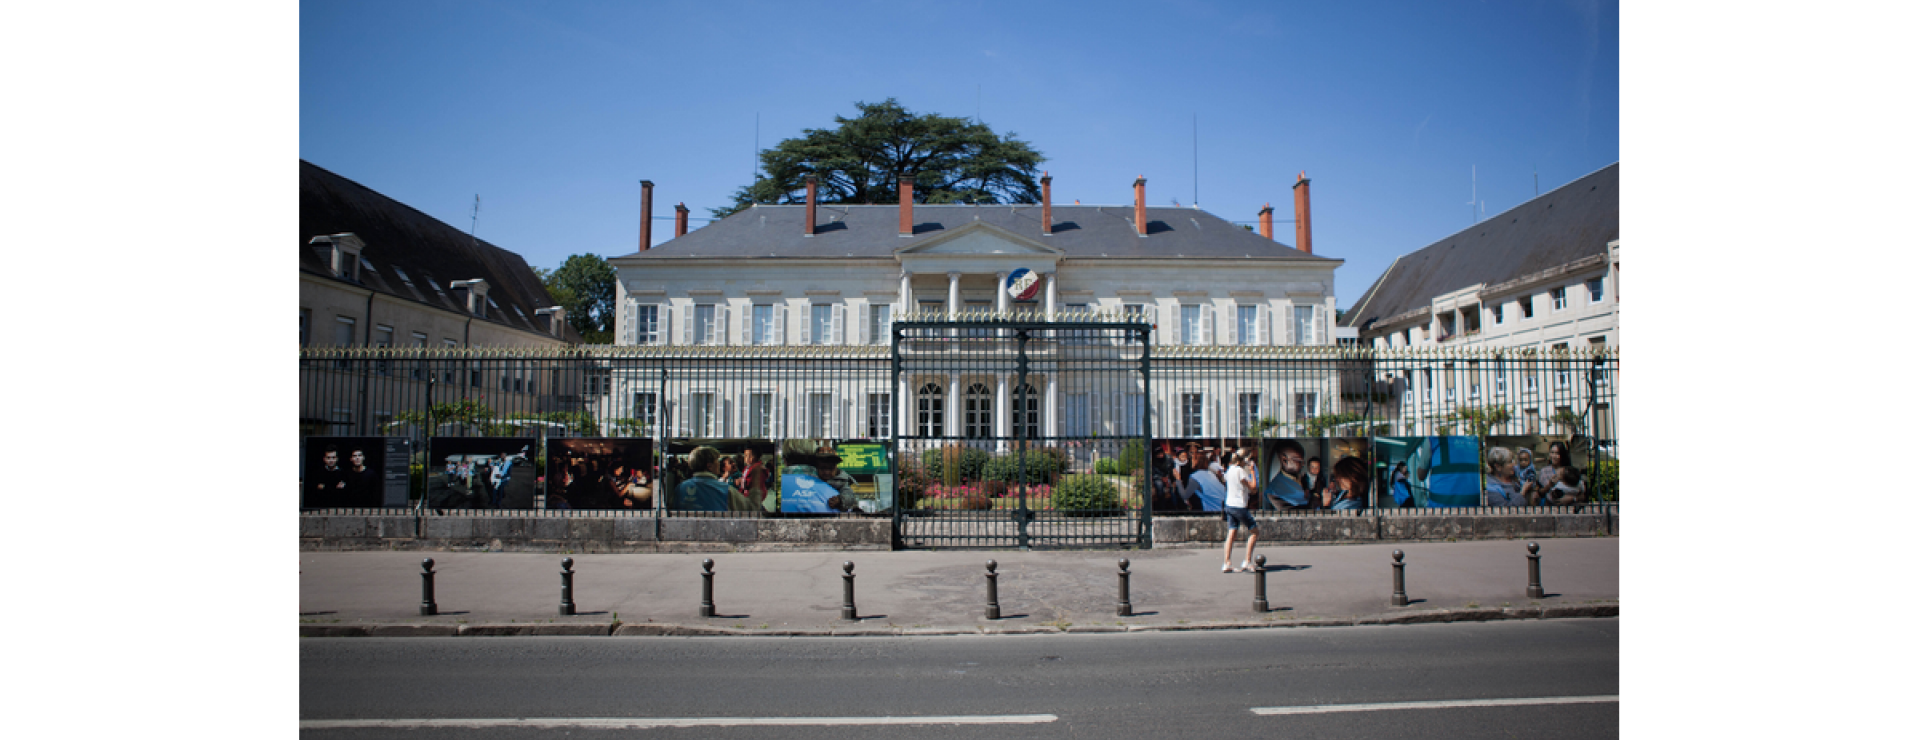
left=898, top=173, right=915, bottom=237
left=804, top=174, right=818, bottom=236
left=639, top=180, right=655, bottom=251
left=1258, top=203, right=1274, bottom=240
left=1040, top=171, right=1053, bottom=236
left=1132, top=176, right=1147, bottom=237
left=674, top=202, right=689, bottom=238
left=1292, top=173, right=1313, bottom=255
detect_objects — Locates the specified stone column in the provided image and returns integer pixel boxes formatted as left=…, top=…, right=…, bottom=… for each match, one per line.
left=1045, top=374, right=1058, bottom=441
left=996, top=372, right=1010, bottom=453
left=996, top=271, right=1009, bottom=315
left=898, top=271, right=912, bottom=316
left=1044, top=272, right=1057, bottom=322
left=948, top=373, right=960, bottom=441
left=947, top=272, right=961, bottom=317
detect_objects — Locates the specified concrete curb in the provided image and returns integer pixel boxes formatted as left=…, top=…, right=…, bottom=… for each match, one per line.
left=298, top=602, right=1617, bottom=638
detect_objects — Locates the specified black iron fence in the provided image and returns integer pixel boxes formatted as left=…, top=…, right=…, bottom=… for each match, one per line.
left=299, top=319, right=1617, bottom=526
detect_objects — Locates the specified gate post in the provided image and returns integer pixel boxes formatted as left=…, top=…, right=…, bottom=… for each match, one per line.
left=1137, top=321, right=1154, bottom=549
left=1016, top=327, right=1030, bottom=551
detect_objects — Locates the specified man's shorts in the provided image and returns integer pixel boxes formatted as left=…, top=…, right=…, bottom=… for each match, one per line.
left=1224, top=506, right=1255, bottom=530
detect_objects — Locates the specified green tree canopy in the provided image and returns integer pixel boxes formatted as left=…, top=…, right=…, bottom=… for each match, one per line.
left=535, top=254, right=615, bottom=344
left=712, top=98, right=1046, bottom=218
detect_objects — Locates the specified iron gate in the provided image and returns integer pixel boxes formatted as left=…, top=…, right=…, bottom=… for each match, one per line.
left=890, top=312, right=1153, bottom=549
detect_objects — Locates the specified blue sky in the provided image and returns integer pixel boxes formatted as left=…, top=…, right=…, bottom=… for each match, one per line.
left=300, top=0, right=1618, bottom=308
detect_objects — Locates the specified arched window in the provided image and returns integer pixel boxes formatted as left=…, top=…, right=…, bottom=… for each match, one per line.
left=964, top=382, right=993, bottom=439
left=917, top=382, right=944, bottom=437
left=1014, top=383, right=1040, bottom=441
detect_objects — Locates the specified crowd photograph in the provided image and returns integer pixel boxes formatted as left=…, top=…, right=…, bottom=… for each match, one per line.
left=660, top=438, right=781, bottom=513
left=545, top=438, right=655, bottom=510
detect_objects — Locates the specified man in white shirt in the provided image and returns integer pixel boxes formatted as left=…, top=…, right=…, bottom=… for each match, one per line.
left=1221, top=451, right=1259, bottom=573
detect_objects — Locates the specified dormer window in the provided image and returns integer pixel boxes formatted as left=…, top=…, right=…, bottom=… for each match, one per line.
left=310, top=233, right=365, bottom=283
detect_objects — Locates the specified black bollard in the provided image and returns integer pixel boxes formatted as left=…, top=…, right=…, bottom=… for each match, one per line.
left=1116, top=558, right=1133, bottom=617
left=1526, top=542, right=1545, bottom=599
left=1391, top=550, right=1409, bottom=607
left=985, top=560, right=1001, bottom=620
left=559, top=557, right=576, bottom=616
left=841, top=561, right=858, bottom=621
left=419, top=558, right=438, bottom=616
left=1253, top=555, right=1269, bottom=613
left=700, top=559, right=715, bottom=618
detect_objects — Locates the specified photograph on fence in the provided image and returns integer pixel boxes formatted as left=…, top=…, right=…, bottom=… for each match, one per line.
left=1373, top=436, right=1483, bottom=508
left=303, top=437, right=410, bottom=508
left=661, top=438, right=779, bottom=513
left=1261, top=438, right=1373, bottom=510
left=1150, top=438, right=1260, bottom=512
left=545, top=438, right=656, bottom=510
left=900, top=442, right=1078, bottom=512
left=1487, top=435, right=1593, bottom=506
left=426, top=437, right=538, bottom=510
left=780, top=438, right=896, bottom=514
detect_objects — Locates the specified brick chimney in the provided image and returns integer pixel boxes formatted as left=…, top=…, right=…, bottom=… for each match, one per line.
left=639, top=179, right=654, bottom=251
left=803, top=174, right=818, bottom=237
left=1258, top=203, right=1274, bottom=240
left=1040, top=171, right=1053, bottom=236
left=898, top=173, right=915, bottom=237
left=674, top=203, right=689, bottom=238
left=1292, top=172, right=1312, bottom=255
left=1133, top=175, right=1147, bottom=237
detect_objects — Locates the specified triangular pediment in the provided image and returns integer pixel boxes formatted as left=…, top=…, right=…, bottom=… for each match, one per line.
left=894, top=221, right=1064, bottom=256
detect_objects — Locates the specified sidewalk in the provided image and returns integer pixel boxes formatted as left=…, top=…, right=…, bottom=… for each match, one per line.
left=299, top=538, right=1618, bottom=636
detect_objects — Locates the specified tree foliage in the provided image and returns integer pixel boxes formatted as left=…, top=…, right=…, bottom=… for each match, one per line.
left=712, top=98, right=1045, bottom=218
left=535, top=254, right=615, bottom=343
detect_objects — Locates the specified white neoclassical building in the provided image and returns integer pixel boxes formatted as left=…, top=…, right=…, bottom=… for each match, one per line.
left=606, top=175, right=1343, bottom=445
left=1340, top=162, right=1619, bottom=438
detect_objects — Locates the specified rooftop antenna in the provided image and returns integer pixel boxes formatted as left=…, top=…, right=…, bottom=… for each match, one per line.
left=1468, top=165, right=1477, bottom=224
left=469, top=194, right=480, bottom=249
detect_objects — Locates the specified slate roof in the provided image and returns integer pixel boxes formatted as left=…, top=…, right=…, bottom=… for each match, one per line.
left=616, top=202, right=1337, bottom=262
left=1340, top=163, right=1618, bottom=330
left=300, top=160, right=583, bottom=343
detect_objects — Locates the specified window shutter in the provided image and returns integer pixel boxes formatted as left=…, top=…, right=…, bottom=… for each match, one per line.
left=833, top=395, right=844, bottom=438
left=856, top=393, right=867, bottom=437
left=621, top=299, right=635, bottom=344
left=799, top=305, right=812, bottom=345
left=880, top=306, right=893, bottom=346
left=858, top=304, right=870, bottom=345
left=1256, top=305, right=1270, bottom=345
left=832, top=305, right=845, bottom=345
left=772, top=393, right=785, bottom=439
left=737, top=395, right=748, bottom=437
left=1204, top=395, right=1216, bottom=438
left=681, top=307, right=693, bottom=346
left=719, top=307, right=731, bottom=346
left=1315, top=305, right=1328, bottom=347
left=1201, top=305, right=1214, bottom=346
left=719, top=398, right=731, bottom=437
left=741, top=307, right=751, bottom=344
left=1283, top=304, right=1294, bottom=345
left=775, top=306, right=787, bottom=345
left=676, top=394, right=690, bottom=436
left=1147, top=305, right=1159, bottom=346
left=1227, top=306, right=1238, bottom=345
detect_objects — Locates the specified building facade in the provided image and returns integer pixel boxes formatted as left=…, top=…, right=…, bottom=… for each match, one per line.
left=607, top=175, right=1342, bottom=444
left=1338, top=163, right=1619, bottom=438
left=299, top=160, right=582, bottom=438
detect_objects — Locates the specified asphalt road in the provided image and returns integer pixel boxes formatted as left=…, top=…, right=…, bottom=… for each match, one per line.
left=301, top=618, right=1617, bottom=738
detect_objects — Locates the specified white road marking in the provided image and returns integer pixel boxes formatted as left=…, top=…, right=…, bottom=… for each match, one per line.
left=1252, top=695, right=1618, bottom=715
left=301, top=714, right=1059, bottom=730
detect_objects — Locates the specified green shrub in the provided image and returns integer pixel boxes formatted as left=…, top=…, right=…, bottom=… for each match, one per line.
left=1588, top=459, right=1619, bottom=502
left=1054, top=474, right=1120, bottom=513
left=1093, top=458, right=1121, bottom=475
left=922, top=445, right=990, bottom=483
left=1118, top=439, right=1146, bottom=474
left=982, top=451, right=1068, bottom=484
